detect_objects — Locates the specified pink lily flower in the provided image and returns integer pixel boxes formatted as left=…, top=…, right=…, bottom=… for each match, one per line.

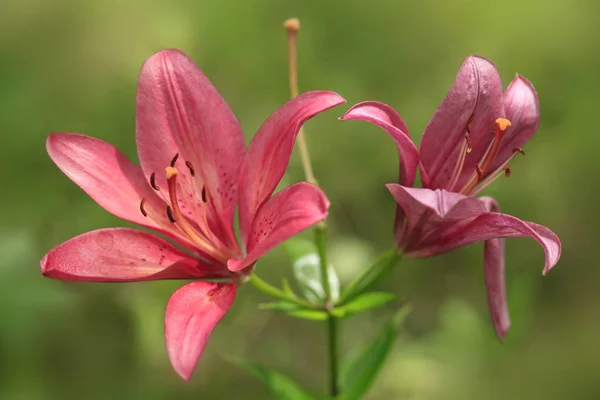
left=341, top=55, right=561, bottom=340
left=41, top=49, right=345, bottom=380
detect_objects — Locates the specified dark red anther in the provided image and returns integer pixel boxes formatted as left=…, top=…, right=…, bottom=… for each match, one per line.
left=140, top=198, right=148, bottom=217
left=185, top=161, right=195, bottom=177
left=512, top=147, right=525, bottom=155
left=464, top=133, right=473, bottom=153
left=170, top=153, right=179, bottom=167
left=166, top=206, right=176, bottom=223
left=504, top=167, right=511, bottom=177
left=201, top=186, right=207, bottom=203
left=150, top=172, right=159, bottom=191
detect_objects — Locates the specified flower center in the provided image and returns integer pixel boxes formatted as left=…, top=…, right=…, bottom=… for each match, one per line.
left=445, top=117, right=525, bottom=195
left=139, top=154, right=234, bottom=264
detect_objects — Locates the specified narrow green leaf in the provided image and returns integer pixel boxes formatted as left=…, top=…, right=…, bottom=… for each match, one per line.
left=340, top=251, right=402, bottom=304
left=284, top=239, right=340, bottom=303
left=259, top=301, right=329, bottom=321
left=282, top=278, right=295, bottom=297
left=259, top=301, right=302, bottom=312
left=230, top=358, right=318, bottom=400
left=285, top=309, right=329, bottom=321
left=331, top=292, right=397, bottom=319
left=340, top=305, right=412, bottom=400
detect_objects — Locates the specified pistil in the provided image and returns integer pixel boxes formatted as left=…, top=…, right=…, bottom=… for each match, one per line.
left=460, top=118, right=511, bottom=194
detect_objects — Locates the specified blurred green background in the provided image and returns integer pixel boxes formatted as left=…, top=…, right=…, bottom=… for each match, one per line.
left=1, top=0, right=597, bottom=398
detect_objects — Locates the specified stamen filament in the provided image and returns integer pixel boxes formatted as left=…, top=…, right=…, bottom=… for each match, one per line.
left=470, top=148, right=523, bottom=196
left=165, top=166, right=225, bottom=262
left=447, top=136, right=471, bottom=191
left=459, top=118, right=512, bottom=194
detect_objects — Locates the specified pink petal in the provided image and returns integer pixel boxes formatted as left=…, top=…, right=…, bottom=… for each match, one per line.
left=340, top=101, right=418, bottom=186
left=484, top=233, right=509, bottom=340
left=136, top=49, right=246, bottom=247
left=41, top=228, right=228, bottom=282
left=46, top=132, right=221, bottom=261
left=409, top=212, right=561, bottom=275
left=237, top=91, right=345, bottom=244
left=480, top=196, right=510, bottom=340
left=386, top=184, right=489, bottom=250
left=419, top=56, right=505, bottom=190
left=489, top=75, right=540, bottom=173
left=165, top=281, right=236, bottom=380
left=386, top=184, right=488, bottom=237
left=228, top=182, right=329, bottom=272
left=47, top=133, right=175, bottom=234
left=340, top=101, right=420, bottom=241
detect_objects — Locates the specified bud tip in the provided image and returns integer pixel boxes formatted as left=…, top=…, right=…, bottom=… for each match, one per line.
left=283, top=17, right=300, bottom=32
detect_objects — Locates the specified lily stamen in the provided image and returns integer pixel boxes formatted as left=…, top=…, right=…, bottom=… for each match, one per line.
left=469, top=145, right=525, bottom=196
left=459, top=117, right=512, bottom=194
left=447, top=135, right=471, bottom=191
left=185, top=160, right=195, bottom=176
left=165, top=166, right=225, bottom=261
left=139, top=197, right=148, bottom=217
left=150, top=171, right=160, bottom=191
left=470, top=166, right=512, bottom=196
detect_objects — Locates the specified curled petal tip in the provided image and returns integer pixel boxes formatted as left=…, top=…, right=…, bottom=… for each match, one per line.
left=496, top=326, right=509, bottom=342
left=40, top=253, right=51, bottom=276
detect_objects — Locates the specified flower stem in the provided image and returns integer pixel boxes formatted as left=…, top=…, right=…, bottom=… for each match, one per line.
left=314, top=221, right=339, bottom=396
left=284, top=17, right=318, bottom=187
left=327, top=315, right=339, bottom=396
left=315, top=224, right=332, bottom=303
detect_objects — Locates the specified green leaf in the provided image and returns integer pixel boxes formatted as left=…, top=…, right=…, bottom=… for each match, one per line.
left=339, top=305, right=412, bottom=400
left=230, top=358, right=319, bottom=400
left=331, top=292, right=397, bottom=319
left=259, top=301, right=329, bottom=321
left=281, top=278, right=296, bottom=297
left=284, top=239, right=340, bottom=303
left=339, top=251, right=401, bottom=304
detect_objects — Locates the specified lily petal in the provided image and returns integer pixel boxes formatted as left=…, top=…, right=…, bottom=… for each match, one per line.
left=409, top=212, right=561, bottom=275
left=165, top=281, right=236, bottom=380
left=46, top=132, right=222, bottom=261
left=340, top=101, right=420, bottom=241
left=340, top=101, right=419, bottom=187
left=484, top=234, right=509, bottom=340
left=136, top=49, right=246, bottom=246
left=228, top=182, right=329, bottom=272
left=419, top=56, right=505, bottom=190
left=237, top=91, right=345, bottom=244
left=41, top=228, right=227, bottom=282
left=480, top=196, right=510, bottom=340
left=47, top=133, right=173, bottom=232
left=489, top=75, right=540, bottom=173
left=386, top=185, right=487, bottom=230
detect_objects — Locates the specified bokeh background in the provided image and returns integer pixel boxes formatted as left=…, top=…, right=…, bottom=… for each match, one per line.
left=1, top=0, right=598, bottom=398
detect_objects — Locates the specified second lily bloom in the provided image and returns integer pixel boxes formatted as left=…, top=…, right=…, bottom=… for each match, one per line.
left=342, top=55, right=561, bottom=340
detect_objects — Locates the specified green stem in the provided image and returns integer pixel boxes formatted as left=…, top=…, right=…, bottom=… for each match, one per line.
left=315, top=224, right=331, bottom=303
left=339, top=250, right=403, bottom=304
left=327, top=315, right=339, bottom=396
left=314, top=223, right=339, bottom=396
left=248, top=274, right=314, bottom=309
